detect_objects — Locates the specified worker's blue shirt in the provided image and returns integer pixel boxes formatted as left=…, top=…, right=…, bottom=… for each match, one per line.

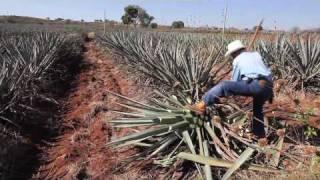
left=231, top=51, right=271, bottom=81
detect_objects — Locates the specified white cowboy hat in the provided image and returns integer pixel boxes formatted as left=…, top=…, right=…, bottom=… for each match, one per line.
left=225, top=40, right=246, bottom=57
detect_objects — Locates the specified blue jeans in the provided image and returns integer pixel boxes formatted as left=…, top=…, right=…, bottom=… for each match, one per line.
left=203, top=78, right=273, bottom=138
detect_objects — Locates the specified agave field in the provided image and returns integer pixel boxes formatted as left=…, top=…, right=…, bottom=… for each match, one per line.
left=0, top=28, right=319, bottom=179
left=0, top=30, right=83, bottom=179
left=98, top=31, right=320, bottom=179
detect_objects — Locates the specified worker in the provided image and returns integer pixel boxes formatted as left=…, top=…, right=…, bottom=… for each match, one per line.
left=192, top=40, right=273, bottom=139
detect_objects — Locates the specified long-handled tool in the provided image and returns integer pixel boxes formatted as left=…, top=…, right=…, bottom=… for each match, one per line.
left=248, top=19, right=264, bottom=51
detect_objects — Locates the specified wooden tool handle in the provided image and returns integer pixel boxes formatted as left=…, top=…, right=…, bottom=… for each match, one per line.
left=248, top=19, right=264, bottom=51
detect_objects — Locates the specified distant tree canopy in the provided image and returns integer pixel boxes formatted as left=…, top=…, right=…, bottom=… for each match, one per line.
left=172, top=21, right=184, bottom=29
left=121, top=13, right=133, bottom=25
left=253, top=25, right=263, bottom=31
left=121, top=5, right=154, bottom=27
left=55, top=18, right=64, bottom=21
left=150, top=23, right=158, bottom=29
left=65, top=19, right=72, bottom=24
left=125, top=5, right=139, bottom=19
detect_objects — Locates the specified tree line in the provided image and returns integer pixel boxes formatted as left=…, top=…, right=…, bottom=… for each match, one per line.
left=121, top=5, right=184, bottom=29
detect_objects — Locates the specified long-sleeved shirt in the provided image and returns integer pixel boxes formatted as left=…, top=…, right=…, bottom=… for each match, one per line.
left=231, top=51, right=271, bottom=81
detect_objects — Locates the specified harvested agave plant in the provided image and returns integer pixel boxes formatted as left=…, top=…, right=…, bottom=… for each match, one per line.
left=106, top=90, right=304, bottom=179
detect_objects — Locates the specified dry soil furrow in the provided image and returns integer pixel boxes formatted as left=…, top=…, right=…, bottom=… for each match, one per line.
left=34, top=42, right=141, bottom=180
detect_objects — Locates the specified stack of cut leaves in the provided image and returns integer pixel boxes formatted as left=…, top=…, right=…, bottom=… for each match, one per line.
left=100, top=31, right=318, bottom=179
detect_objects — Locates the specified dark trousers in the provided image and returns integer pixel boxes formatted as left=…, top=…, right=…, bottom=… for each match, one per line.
left=203, top=78, right=273, bottom=138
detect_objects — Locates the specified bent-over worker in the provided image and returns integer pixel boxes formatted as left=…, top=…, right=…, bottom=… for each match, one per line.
left=194, top=40, right=273, bottom=138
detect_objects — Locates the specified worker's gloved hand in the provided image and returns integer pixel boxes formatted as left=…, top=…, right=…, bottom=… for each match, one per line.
left=186, top=101, right=206, bottom=114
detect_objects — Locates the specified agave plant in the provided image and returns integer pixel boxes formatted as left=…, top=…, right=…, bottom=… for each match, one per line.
left=286, top=35, right=320, bottom=89
left=99, top=31, right=230, bottom=101
left=258, top=34, right=320, bottom=91
left=0, top=31, right=83, bottom=179
left=106, top=89, right=290, bottom=179
left=258, top=35, right=293, bottom=80
left=0, top=33, right=64, bottom=116
left=0, top=31, right=83, bottom=127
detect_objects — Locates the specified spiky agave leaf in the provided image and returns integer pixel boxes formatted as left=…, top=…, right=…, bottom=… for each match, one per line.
left=222, top=147, right=255, bottom=180
left=177, top=152, right=281, bottom=173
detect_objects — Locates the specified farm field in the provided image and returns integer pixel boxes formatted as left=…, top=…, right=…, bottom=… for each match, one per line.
left=2, top=2, right=320, bottom=177
left=0, top=26, right=319, bottom=180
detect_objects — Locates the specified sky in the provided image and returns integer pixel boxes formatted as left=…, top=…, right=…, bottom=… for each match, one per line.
left=0, top=0, right=319, bottom=30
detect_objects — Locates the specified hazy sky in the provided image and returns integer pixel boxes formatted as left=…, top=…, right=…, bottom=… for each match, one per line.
left=0, top=0, right=319, bottom=30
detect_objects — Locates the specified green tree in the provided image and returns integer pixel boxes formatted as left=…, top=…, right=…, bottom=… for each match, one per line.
left=125, top=5, right=139, bottom=19
left=150, top=23, right=158, bottom=29
left=122, top=5, right=139, bottom=25
left=55, top=18, right=64, bottom=21
left=172, top=21, right=184, bottom=28
left=121, top=14, right=133, bottom=25
left=121, top=5, right=154, bottom=27
left=137, top=8, right=154, bottom=27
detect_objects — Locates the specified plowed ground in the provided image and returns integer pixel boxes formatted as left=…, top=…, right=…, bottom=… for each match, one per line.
left=34, top=42, right=152, bottom=179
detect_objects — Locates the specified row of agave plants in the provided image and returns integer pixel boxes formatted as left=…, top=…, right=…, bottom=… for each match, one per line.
left=99, top=31, right=320, bottom=179
left=0, top=31, right=83, bottom=179
left=100, top=31, right=320, bottom=93
left=258, top=34, right=320, bottom=92
left=99, top=31, right=229, bottom=101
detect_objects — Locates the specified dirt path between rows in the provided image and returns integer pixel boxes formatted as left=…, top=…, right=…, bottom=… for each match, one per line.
left=34, top=42, right=148, bottom=179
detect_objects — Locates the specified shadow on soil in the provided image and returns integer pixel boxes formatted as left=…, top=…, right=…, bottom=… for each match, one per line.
left=1, top=42, right=86, bottom=180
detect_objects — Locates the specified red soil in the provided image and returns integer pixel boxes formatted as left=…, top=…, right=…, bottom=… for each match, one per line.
left=265, top=86, right=320, bottom=129
left=34, top=42, right=146, bottom=179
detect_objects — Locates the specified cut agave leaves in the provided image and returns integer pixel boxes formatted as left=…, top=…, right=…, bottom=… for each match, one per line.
left=177, top=152, right=282, bottom=173
left=222, top=147, right=255, bottom=180
left=105, top=90, right=292, bottom=179
left=108, top=120, right=190, bottom=147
